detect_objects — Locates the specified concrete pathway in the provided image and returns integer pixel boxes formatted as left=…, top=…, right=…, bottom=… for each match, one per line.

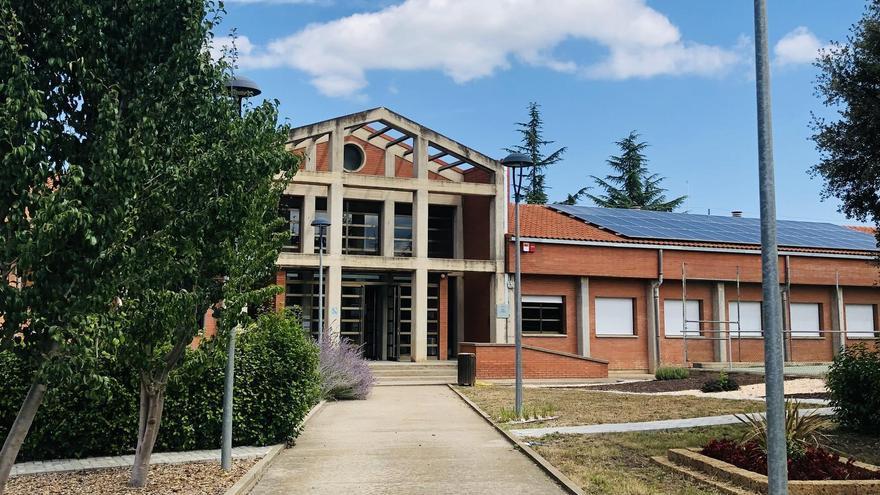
left=251, top=386, right=567, bottom=495
left=10, top=445, right=271, bottom=477
left=511, top=407, right=834, bottom=438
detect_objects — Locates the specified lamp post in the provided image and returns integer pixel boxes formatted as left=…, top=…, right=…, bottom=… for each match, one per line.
left=501, top=152, right=534, bottom=418
left=752, top=1, right=788, bottom=492
left=221, top=75, right=261, bottom=472
left=311, top=217, right=331, bottom=345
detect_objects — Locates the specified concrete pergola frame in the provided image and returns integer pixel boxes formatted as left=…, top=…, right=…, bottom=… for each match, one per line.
left=283, top=107, right=510, bottom=361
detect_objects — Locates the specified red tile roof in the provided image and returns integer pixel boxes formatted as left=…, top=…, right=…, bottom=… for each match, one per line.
left=510, top=205, right=877, bottom=256
left=847, top=225, right=876, bottom=235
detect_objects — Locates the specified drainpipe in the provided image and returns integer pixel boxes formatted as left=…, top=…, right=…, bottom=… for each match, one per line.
left=781, top=255, right=791, bottom=362
left=648, top=249, right=664, bottom=372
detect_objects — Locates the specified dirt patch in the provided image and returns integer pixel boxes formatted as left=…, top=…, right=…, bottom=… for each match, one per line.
left=5, top=459, right=258, bottom=495
left=589, top=371, right=790, bottom=393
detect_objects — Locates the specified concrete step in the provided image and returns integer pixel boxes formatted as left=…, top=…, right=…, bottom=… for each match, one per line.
left=375, top=375, right=457, bottom=386
left=370, top=368, right=458, bottom=377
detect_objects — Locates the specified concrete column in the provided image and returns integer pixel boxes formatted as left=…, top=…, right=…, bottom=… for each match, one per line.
left=646, top=283, right=659, bottom=373
left=384, top=146, right=396, bottom=177
left=328, top=182, right=343, bottom=256
left=413, top=136, right=428, bottom=180
left=453, top=202, right=464, bottom=260
left=413, top=189, right=429, bottom=259
left=382, top=199, right=395, bottom=257
left=455, top=275, right=465, bottom=352
left=412, top=268, right=429, bottom=361
left=831, top=286, right=845, bottom=356
left=577, top=277, right=591, bottom=357
left=713, top=282, right=729, bottom=363
left=488, top=181, right=506, bottom=263
left=329, top=125, right=344, bottom=173
left=304, top=138, right=316, bottom=172
left=302, top=193, right=316, bottom=254
left=489, top=273, right=509, bottom=343
left=326, top=263, right=342, bottom=343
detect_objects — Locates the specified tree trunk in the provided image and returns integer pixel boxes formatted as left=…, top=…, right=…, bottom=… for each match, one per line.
left=0, top=381, right=48, bottom=494
left=129, top=378, right=166, bottom=488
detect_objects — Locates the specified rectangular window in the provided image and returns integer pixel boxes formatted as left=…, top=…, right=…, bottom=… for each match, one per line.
left=394, top=203, right=413, bottom=257
left=314, top=197, right=327, bottom=254
left=342, top=200, right=381, bottom=256
left=522, top=296, right=564, bottom=334
left=279, top=196, right=302, bottom=252
left=845, top=304, right=876, bottom=338
left=664, top=300, right=700, bottom=337
left=428, top=205, right=455, bottom=258
left=728, top=301, right=762, bottom=337
left=790, top=303, right=821, bottom=338
left=595, top=297, right=634, bottom=336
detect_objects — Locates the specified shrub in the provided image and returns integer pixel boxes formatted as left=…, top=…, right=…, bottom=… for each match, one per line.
left=0, top=310, right=320, bottom=461
left=735, top=399, right=832, bottom=459
left=826, top=342, right=880, bottom=434
left=655, top=366, right=690, bottom=380
left=319, top=339, right=375, bottom=400
left=700, top=370, right=739, bottom=393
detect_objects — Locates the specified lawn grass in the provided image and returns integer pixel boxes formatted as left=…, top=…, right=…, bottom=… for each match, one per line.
left=533, top=425, right=747, bottom=495
left=455, top=384, right=765, bottom=429
left=532, top=425, right=880, bottom=495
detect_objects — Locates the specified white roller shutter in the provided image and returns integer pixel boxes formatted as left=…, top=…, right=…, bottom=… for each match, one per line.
left=595, top=298, right=634, bottom=336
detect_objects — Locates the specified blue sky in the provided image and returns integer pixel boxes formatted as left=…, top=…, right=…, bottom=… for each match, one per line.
left=214, top=0, right=868, bottom=224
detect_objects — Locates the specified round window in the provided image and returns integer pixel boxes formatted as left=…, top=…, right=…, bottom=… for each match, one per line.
left=343, top=143, right=365, bottom=172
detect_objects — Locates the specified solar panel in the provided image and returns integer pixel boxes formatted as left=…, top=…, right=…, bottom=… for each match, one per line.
left=550, top=205, right=877, bottom=251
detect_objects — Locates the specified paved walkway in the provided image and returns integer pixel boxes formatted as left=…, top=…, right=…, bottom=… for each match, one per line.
left=251, top=386, right=567, bottom=494
left=10, top=445, right=271, bottom=477
left=511, top=407, right=834, bottom=438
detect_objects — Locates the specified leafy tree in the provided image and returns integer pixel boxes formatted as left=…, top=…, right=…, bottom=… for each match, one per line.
left=0, top=1, right=297, bottom=490
left=505, top=102, right=566, bottom=204
left=557, top=192, right=585, bottom=205
left=811, top=0, right=880, bottom=246
left=585, top=131, right=686, bottom=211
left=0, top=2, right=145, bottom=490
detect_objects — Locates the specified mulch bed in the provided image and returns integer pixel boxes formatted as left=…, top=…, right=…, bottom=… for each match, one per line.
left=589, top=370, right=792, bottom=393
left=5, top=459, right=258, bottom=495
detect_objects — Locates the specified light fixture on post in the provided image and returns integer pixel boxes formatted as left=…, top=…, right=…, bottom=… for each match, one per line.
left=221, top=74, right=261, bottom=472
left=501, top=152, right=534, bottom=418
left=224, top=75, right=261, bottom=117
left=311, top=217, right=331, bottom=345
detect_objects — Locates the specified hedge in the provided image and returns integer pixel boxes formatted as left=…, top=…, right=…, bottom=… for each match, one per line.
left=0, top=310, right=320, bottom=461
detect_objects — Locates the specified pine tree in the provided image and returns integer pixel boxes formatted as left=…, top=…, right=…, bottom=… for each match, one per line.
left=505, top=102, right=566, bottom=204
left=586, top=131, right=686, bottom=211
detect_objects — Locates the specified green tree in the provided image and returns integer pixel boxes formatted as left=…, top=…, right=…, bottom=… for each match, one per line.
left=0, top=2, right=143, bottom=490
left=585, top=131, right=686, bottom=211
left=505, top=102, right=566, bottom=204
left=811, top=0, right=880, bottom=246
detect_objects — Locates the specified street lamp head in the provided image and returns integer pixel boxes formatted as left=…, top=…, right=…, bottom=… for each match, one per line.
left=311, top=217, right=331, bottom=229
left=501, top=152, right=534, bottom=169
left=224, top=75, right=262, bottom=98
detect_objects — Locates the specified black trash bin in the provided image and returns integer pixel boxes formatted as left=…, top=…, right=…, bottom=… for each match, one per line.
left=457, top=353, right=476, bottom=386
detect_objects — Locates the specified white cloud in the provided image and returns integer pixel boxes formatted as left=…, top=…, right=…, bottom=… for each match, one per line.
left=774, top=27, right=827, bottom=66
left=209, top=35, right=255, bottom=62
left=235, top=0, right=743, bottom=97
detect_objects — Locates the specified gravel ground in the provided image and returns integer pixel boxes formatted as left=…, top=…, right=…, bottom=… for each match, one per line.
left=651, top=378, right=827, bottom=400
left=5, top=459, right=258, bottom=495
left=588, top=371, right=784, bottom=393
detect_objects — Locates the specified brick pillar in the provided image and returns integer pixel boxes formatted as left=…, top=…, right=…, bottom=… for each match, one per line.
left=275, top=270, right=286, bottom=312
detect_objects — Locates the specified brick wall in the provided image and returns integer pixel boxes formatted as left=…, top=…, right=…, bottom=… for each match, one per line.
left=459, top=342, right=608, bottom=379
left=520, top=275, right=578, bottom=354
left=588, top=277, right=651, bottom=371
left=658, top=281, right=715, bottom=365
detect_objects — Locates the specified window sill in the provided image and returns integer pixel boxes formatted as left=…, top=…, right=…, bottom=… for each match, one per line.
left=845, top=335, right=879, bottom=340
left=596, top=334, right=638, bottom=339
left=791, top=336, right=824, bottom=340
left=664, top=335, right=705, bottom=339
left=523, top=334, right=567, bottom=338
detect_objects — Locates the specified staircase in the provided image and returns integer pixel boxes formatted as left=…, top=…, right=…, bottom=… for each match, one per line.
left=369, top=360, right=458, bottom=386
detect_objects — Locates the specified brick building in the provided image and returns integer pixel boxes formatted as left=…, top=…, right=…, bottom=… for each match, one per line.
left=274, top=108, right=879, bottom=378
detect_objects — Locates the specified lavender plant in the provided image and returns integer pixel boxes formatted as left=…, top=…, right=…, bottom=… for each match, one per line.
left=319, top=339, right=376, bottom=400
